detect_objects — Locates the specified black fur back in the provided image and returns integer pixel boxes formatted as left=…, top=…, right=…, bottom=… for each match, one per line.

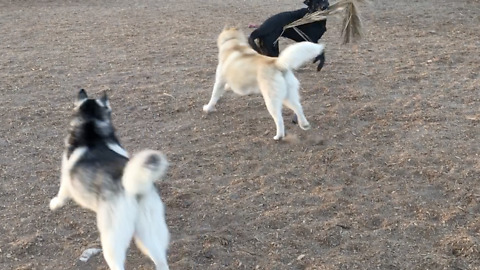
left=67, top=99, right=121, bottom=158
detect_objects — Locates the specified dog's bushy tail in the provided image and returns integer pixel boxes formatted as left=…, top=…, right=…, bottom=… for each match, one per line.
left=122, top=150, right=168, bottom=196
left=276, top=42, right=325, bottom=70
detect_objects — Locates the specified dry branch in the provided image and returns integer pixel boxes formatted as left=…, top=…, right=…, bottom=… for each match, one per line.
left=284, top=0, right=366, bottom=44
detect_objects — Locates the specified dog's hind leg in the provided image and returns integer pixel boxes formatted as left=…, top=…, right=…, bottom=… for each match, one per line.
left=283, top=71, right=310, bottom=130
left=134, top=192, right=170, bottom=270
left=261, top=78, right=286, bottom=140
left=265, top=97, right=285, bottom=140
left=97, top=197, right=136, bottom=270
left=262, top=34, right=281, bottom=57
left=134, top=225, right=169, bottom=270
left=313, top=51, right=326, bottom=72
left=203, top=65, right=226, bottom=113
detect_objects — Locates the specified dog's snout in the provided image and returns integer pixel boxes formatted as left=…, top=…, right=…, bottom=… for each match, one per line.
left=309, top=1, right=330, bottom=12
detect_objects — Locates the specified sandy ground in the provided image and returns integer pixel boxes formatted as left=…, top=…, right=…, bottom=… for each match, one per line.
left=1, top=0, right=480, bottom=269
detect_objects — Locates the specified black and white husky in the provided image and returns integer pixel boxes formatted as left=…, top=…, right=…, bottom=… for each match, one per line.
left=49, top=89, right=170, bottom=270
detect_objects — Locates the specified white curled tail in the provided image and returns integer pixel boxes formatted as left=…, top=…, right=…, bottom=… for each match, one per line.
left=122, top=150, right=169, bottom=196
left=276, top=42, right=325, bottom=70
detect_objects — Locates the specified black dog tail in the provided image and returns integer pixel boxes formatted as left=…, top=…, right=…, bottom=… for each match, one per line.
left=248, top=30, right=262, bottom=54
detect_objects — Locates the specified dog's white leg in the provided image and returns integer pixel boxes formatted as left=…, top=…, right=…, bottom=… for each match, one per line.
left=135, top=234, right=169, bottom=270
left=266, top=100, right=285, bottom=140
left=134, top=191, right=170, bottom=270
left=283, top=98, right=310, bottom=130
left=96, top=197, right=136, bottom=270
left=284, top=72, right=310, bottom=130
left=260, top=77, right=287, bottom=140
left=49, top=186, right=69, bottom=210
left=264, top=95, right=285, bottom=140
left=203, top=65, right=226, bottom=113
left=50, top=154, right=71, bottom=210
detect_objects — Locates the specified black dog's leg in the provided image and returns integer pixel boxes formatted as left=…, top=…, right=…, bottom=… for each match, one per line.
left=313, top=51, right=325, bottom=72
left=272, top=42, right=280, bottom=57
left=249, top=29, right=263, bottom=54
left=292, top=114, right=299, bottom=124
left=261, top=34, right=281, bottom=57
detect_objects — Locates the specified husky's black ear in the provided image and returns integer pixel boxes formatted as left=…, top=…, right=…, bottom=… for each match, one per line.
left=78, top=89, right=88, bottom=100
left=76, top=89, right=88, bottom=106
left=100, top=91, right=111, bottom=110
left=303, top=0, right=311, bottom=6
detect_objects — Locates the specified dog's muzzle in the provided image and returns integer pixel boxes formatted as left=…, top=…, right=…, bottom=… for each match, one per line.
left=318, top=3, right=330, bottom=11
left=310, top=3, right=330, bottom=12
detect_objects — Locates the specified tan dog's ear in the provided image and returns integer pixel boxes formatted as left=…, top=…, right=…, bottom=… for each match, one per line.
left=223, top=25, right=240, bottom=31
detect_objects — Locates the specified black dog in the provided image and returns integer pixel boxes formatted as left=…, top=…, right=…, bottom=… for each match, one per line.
left=249, top=0, right=330, bottom=71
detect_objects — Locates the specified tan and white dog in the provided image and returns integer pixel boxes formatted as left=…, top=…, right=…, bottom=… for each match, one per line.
left=203, top=27, right=325, bottom=140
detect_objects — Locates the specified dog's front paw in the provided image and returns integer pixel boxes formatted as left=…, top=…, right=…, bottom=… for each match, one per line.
left=203, top=104, right=216, bottom=113
left=49, top=197, right=63, bottom=211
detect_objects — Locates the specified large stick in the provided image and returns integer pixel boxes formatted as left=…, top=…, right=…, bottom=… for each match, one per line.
left=283, top=0, right=365, bottom=44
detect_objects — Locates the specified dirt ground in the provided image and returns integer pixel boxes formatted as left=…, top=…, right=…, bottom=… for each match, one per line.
left=1, top=0, right=479, bottom=269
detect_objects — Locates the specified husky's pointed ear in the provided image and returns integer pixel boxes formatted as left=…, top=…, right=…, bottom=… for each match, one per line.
left=100, top=91, right=108, bottom=104
left=100, top=91, right=111, bottom=110
left=76, top=89, right=88, bottom=106
left=78, top=89, right=88, bottom=100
